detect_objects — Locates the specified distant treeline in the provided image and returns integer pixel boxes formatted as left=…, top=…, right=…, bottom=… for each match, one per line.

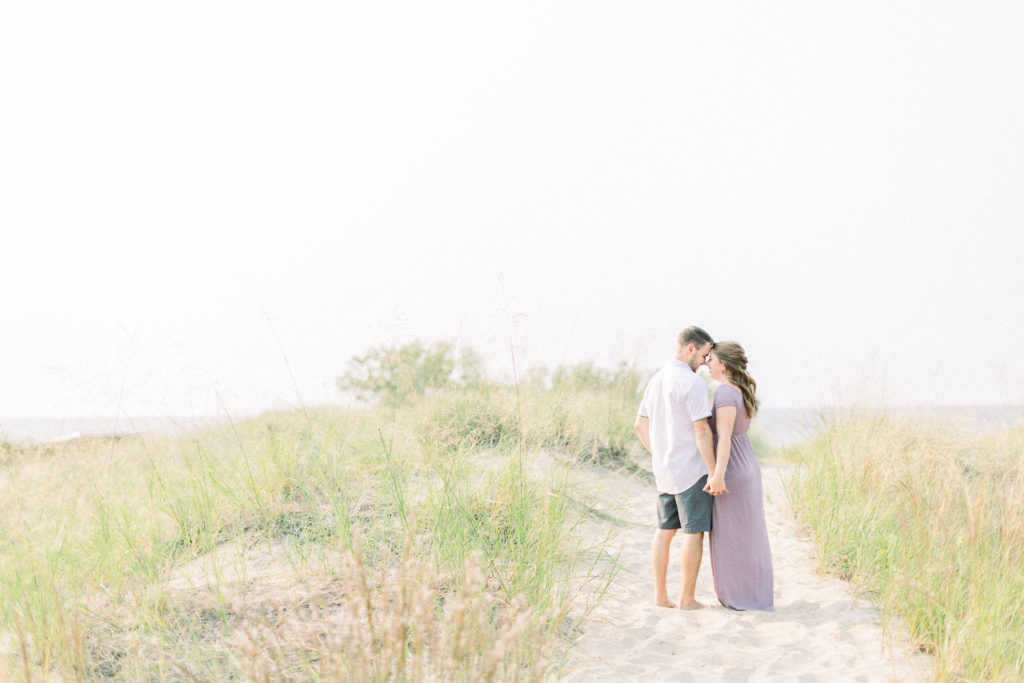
left=337, top=340, right=646, bottom=407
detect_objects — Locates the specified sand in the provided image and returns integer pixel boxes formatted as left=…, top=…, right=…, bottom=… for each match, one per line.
left=563, top=462, right=934, bottom=682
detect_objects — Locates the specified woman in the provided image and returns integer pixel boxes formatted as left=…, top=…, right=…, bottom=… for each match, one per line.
left=704, top=341, right=774, bottom=611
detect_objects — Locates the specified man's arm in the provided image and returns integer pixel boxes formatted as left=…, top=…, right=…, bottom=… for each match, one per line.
left=692, top=418, right=715, bottom=476
left=634, top=416, right=652, bottom=454
left=705, top=406, right=735, bottom=495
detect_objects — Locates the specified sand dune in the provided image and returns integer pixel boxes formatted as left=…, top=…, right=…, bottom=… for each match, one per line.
left=565, top=462, right=933, bottom=681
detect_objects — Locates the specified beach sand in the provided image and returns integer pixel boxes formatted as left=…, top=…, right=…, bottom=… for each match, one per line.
left=564, top=462, right=933, bottom=681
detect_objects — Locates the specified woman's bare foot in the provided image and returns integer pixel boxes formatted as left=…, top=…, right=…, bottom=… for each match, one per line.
left=678, top=598, right=705, bottom=610
left=655, top=598, right=676, bottom=608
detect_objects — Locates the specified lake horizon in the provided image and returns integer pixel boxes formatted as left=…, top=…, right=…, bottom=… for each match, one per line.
left=4, top=403, right=1023, bottom=448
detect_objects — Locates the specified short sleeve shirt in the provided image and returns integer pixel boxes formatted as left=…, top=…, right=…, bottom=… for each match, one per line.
left=637, top=360, right=713, bottom=494
left=709, top=383, right=751, bottom=436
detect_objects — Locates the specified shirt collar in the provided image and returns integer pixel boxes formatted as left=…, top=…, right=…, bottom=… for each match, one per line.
left=668, top=359, right=695, bottom=373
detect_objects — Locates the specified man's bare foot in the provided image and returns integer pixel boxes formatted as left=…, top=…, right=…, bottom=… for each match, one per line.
left=655, top=598, right=676, bottom=608
left=677, top=598, right=705, bottom=610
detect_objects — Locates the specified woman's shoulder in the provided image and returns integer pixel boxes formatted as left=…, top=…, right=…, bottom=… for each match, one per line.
left=713, top=382, right=742, bottom=404
left=717, top=382, right=741, bottom=396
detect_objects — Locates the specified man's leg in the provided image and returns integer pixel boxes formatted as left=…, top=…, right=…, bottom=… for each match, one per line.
left=678, top=531, right=705, bottom=610
left=651, top=528, right=676, bottom=607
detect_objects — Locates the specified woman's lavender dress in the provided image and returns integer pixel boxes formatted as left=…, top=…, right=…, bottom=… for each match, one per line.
left=708, top=384, right=774, bottom=611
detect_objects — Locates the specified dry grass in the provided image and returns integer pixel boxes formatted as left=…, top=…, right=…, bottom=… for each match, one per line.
left=0, top=379, right=635, bottom=679
left=786, top=412, right=1024, bottom=681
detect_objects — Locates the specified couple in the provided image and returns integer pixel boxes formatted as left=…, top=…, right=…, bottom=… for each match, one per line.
left=634, top=326, right=773, bottom=611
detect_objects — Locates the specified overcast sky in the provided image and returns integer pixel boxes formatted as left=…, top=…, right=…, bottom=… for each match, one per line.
left=2, top=1, right=1022, bottom=421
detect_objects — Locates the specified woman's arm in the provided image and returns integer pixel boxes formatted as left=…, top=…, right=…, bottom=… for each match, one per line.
left=705, top=405, right=736, bottom=495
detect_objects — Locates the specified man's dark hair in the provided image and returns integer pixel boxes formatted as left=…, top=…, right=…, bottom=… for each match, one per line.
left=678, top=326, right=713, bottom=350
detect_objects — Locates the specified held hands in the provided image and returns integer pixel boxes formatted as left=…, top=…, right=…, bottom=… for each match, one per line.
left=704, top=474, right=728, bottom=496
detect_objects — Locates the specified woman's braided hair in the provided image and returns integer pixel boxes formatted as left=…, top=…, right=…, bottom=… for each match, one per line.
left=712, top=341, right=759, bottom=418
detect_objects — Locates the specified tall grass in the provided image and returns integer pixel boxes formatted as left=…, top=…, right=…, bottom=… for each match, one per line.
left=786, top=412, right=1024, bottom=681
left=0, top=370, right=640, bottom=679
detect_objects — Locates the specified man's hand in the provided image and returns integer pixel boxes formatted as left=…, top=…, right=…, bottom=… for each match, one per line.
left=704, top=475, right=728, bottom=496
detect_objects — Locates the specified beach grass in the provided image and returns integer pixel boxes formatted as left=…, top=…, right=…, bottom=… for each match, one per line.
left=786, top=411, right=1024, bottom=681
left=0, top=367, right=644, bottom=679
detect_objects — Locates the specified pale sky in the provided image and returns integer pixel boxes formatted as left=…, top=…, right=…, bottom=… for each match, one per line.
left=2, top=1, right=1022, bottom=421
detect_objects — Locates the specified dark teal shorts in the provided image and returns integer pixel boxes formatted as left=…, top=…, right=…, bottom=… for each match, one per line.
left=657, top=475, right=712, bottom=533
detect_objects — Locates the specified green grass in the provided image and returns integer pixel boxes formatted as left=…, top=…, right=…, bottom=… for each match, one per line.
left=786, top=412, right=1024, bottom=681
left=0, top=375, right=642, bottom=679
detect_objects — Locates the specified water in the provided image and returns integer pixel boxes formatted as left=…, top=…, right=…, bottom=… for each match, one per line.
left=754, top=405, right=1024, bottom=448
left=753, top=408, right=823, bottom=448
left=4, top=405, right=1023, bottom=447
left=0, top=415, right=229, bottom=444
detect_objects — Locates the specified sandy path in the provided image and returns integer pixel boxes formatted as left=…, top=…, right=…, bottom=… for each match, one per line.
left=564, top=462, right=933, bottom=682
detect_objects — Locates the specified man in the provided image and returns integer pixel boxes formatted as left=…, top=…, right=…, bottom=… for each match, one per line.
left=634, top=326, right=716, bottom=609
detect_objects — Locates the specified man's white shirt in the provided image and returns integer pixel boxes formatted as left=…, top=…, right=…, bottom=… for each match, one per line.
left=637, top=360, right=712, bottom=494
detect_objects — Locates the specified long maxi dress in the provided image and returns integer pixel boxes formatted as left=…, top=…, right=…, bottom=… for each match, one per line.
left=708, top=384, right=774, bottom=610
